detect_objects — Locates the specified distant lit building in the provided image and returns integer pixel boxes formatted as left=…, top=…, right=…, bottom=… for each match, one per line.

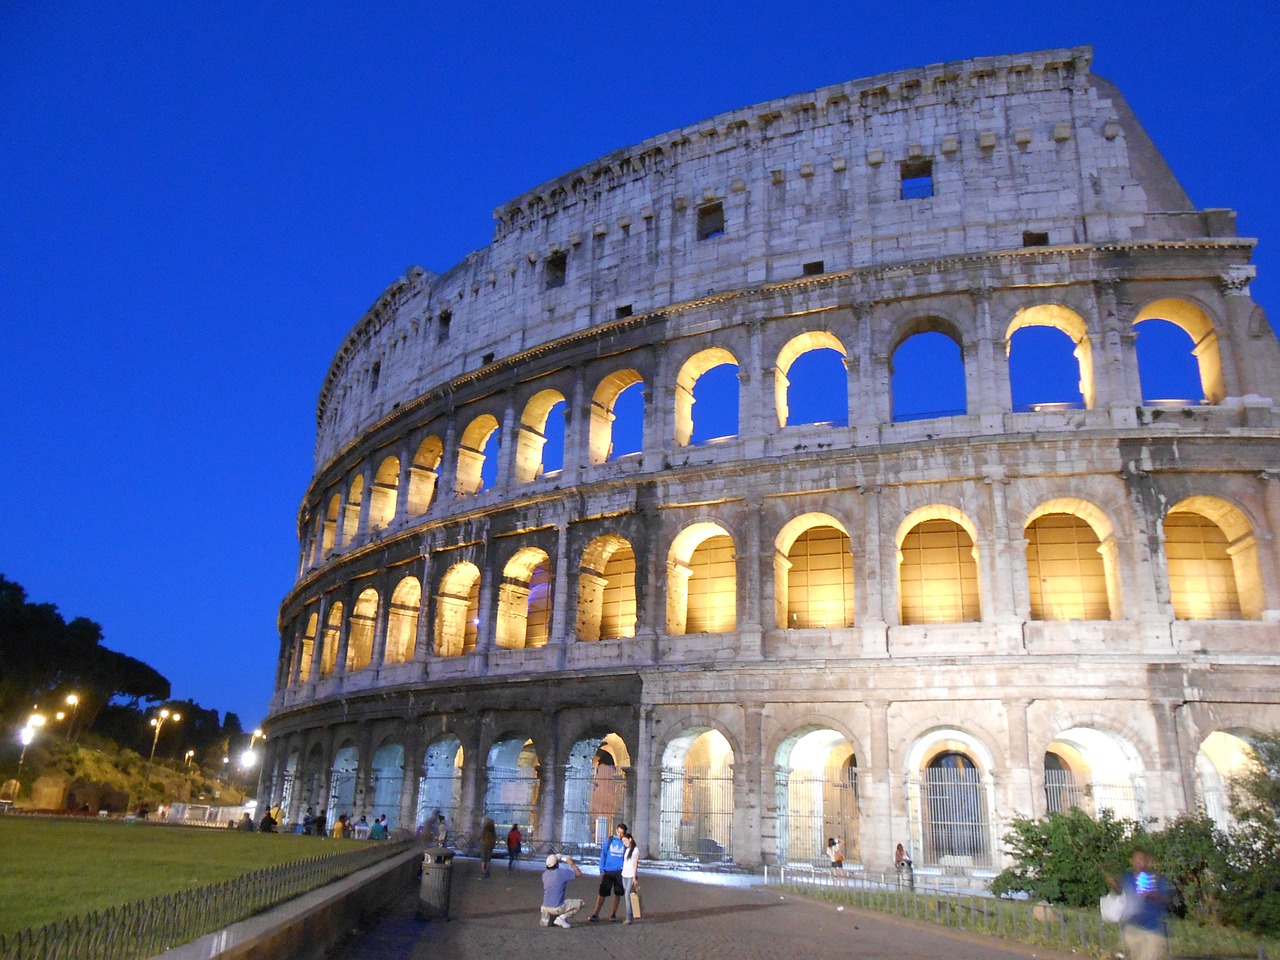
left=262, top=47, right=1280, bottom=875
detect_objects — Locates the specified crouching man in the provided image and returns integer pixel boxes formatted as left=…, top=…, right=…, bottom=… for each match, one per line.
left=540, top=854, right=585, bottom=928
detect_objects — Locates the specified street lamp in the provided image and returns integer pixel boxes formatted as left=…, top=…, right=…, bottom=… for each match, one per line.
left=184, top=749, right=195, bottom=767
left=65, top=693, right=80, bottom=740
left=142, top=708, right=182, bottom=803
left=14, top=726, right=36, bottom=795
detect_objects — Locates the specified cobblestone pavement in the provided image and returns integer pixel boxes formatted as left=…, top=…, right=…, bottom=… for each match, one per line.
left=327, top=858, right=1073, bottom=960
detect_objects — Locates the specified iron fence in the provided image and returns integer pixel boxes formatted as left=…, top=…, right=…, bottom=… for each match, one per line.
left=774, top=767, right=860, bottom=867
left=1044, top=771, right=1141, bottom=821
left=657, top=765, right=733, bottom=863
left=0, top=839, right=416, bottom=960
left=905, top=769, right=994, bottom=868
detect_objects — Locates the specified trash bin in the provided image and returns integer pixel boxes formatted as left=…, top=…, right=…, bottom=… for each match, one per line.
left=419, top=847, right=454, bottom=921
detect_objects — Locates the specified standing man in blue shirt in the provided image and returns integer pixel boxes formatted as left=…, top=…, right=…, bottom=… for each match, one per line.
left=1106, top=848, right=1170, bottom=960
left=587, top=822, right=629, bottom=922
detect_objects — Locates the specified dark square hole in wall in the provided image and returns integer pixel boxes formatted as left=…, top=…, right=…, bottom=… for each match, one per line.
left=482, top=352, right=494, bottom=366
left=900, top=158, right=934, bottom=199
left=615, top=304, right=633, bottom=319
left=697, top=201, right=725, bottom=240
left=803, top=260, right=825, bottom=276
left=437, top=310, right=452, bottom=341
left=1022, top=230, right=1050, bottom=247
left=369, top=361, right=380, bottom=393
left=545, top=250, right=567, bottom=289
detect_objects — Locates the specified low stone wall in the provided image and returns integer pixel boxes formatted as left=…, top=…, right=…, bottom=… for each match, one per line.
left=152, top=847, right=422, bottom=960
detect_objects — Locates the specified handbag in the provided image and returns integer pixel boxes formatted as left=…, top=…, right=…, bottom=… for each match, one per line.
left=1100, top=891, right=1134, bottom=924
left=630, top=888, right=642, bottom=919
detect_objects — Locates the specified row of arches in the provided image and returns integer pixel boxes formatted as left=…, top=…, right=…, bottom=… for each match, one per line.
left=268, top=722, right=1259, bottom=868
left=303, top=296, right=1225, bottom=571
left=285, top=493, right=1263, bottom=686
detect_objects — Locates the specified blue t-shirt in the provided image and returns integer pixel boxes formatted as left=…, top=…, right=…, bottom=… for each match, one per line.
left=543, top=864, right=575, bottom=907
left=1122, top=871, right=1169, bottom=933
left=600, top=835, right=627, bottom=873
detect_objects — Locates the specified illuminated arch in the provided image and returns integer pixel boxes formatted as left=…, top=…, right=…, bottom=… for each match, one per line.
left=1195, top=729, right=1260, bottom=830
left=658, top=727, right=735, bottom=862
left=774, top=513, right=854, bottom=629
left=904, top=727, right=996, bottom=867
left=435, top=561, right=480, bottom=656
left=484, top=736, right=541, bottom=834
left=417, top=736, right=463, bottom=829
left=589, top=369, right=645, bottom=463
left=1006, top=303, right=1095, bottom=409
left=896, top=506, right=981, bottom=625
left=774, top=726, right=860, bottom=865
left=562, top=733, right=631, bottom=844
left=514, top=389, right=567, bottom=483
left=322, top=493, right=340, bottom=556
left=368, top=456, right=400, bottom=530
left=674, top=347, right=739, bottom=447
left=346, top=587, right=379, bottom=671
left=342, top=475, right=364, bottom=545
left=889, top=318, right=967, bottom=422
left=577, top=533, right=637, bottom=641
left=385, top=576, right=421, bottom=664
left=667, top=522, right=736, bottom=635
left=496, top=547, right=553, bottom=649
left=1134, top=297, right=1224, bottom=404
left=320, top=601, right=343, bottom=676
left=296, top=610, right=318, bottom=684
left=1165, top=496, right=1260, bottom=619
left=455, top=414, right=500, bottom=497
left=1024, top=498, right=1119, bottom=621
left=774, top=331, right=848, bottom=428
left=407, top=435, right=443, bottom=515
left=369, top=742, right=405, bottom=829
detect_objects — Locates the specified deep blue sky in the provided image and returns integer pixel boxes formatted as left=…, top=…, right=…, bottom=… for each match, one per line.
left=3, top=2, right=1279, bottom=729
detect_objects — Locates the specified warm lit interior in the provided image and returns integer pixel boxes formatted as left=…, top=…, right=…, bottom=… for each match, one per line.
left=776, top=519, right=855, bottom=629
left=1026, top=513, right=1110, bottom=620
left=898, top=513, right=980, bottom=624
left=667, top=524, right=737, bottom=634
left=407, top=435, right=443, bottom=515
left=1164, top=511, right=1243, bottom=619
left=385, top=576, right=421, bottom=663
left=455, top=415, right=499, bottom=497
left=346, top=587, right=378, bottom=671
left=342, top=475, right=364, bottom=545
left=576, top=534, right=637, bottom=641
left=435, top=561, right=481, bottom=656
left=368, top=455, right=400, bottom=530
left=496, top=547, right=553, bottom=649
left=515, top=389, right=567, bottom=482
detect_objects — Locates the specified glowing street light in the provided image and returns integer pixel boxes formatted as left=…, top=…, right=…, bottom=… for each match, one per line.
left=65, top=693, right=80, bottom=740
left=184, top=749, right=195, bottom=767
left=148, top=708, right=182, bottom=766
left=15, top=725, right=37, bottom=794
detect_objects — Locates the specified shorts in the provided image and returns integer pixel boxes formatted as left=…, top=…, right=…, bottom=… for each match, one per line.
left=598, top=870, right=624, bottom=897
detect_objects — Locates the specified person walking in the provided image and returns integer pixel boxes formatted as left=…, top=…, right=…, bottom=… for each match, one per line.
left=621, top=832, right=641, bottom=924
left=1106, top=848, right=1170, bottom=960
left=826, top=837, right=847, bottom=880
left=480, top=818, right=497, bottom=878
left=540, top=854, right=585, bottom=928
left=507, top=823, right=523, bottom=872
left=587, top=822, right=628, bottom=922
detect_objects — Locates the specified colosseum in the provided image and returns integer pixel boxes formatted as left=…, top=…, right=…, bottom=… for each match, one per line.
left=260, top=47, right=1280, bottom=877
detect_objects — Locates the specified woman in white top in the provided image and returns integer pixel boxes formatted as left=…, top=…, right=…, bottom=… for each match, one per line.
left=826, top=837, right=847, bottom=880
left=621, top=832, right=641, bottom=923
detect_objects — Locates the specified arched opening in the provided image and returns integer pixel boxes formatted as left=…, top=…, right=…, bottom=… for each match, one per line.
left=346, top=588, right=379, bottom=672
left=484, top=737, right=541, bottom=836
left=562, top=734, right=632, bottom=848
left=775, top=514, right=855, bottom=629
left=674, top=347, right=739, bottom=446
left=385, top=577, right=421, bottom=664
left=1025, top=511, right=1112, bottom=621
left=435, top=562, right=480, bottom=656
left=774, top=728, right=860, bottom=866
left=1165, top=496, right=1260, bottom=619
left=576, top=534, right=637, bottom=641
left=369, top=742, right=404, bottom=830
left=904, top=731, right=995, bottom=867
left=281, top=750, right=300, bottom=824
left=659, top=728, right=734, bottom=863
left=455, top=414, right=500, bottom=497
left=327, top=744, right=359, bottom=820
left=1044, top=726, right=1146, bottom=821
left=496, top=547, right=553, bottom=649
left=407, top=435, right=443, bottom=515
left=515, top=389, right=567, bottom=482
left=776, top=332, right=848, bottom=428
left=320, top=602, right=343, bottom=676
left=589, top=369, right=645, bottom=463
left=1195, top=730, right=1258, bottom=831
left=1134, top=298, right=1223, bottom=405
left=322, top=494, right=340, bottom=556
left=897, top=509, right=981, bottom=624
left=667, top=522, right=736, bottom=635
left=891, top=326, right=966, bottom=422
left=342, top=476, right=364, bottom=545
left=297, top=611, right=318, bottom=684
left=368, top=456, right=400, bottom=530
left=417, top=736, right=463, bottom=831
left=1006, top=304, right=1093, bottom=411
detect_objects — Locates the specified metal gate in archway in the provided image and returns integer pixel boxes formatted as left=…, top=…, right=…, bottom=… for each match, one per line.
left=561, top=764, right=628, bottom=849
left=775, top=767, right=860, bottom=866
left=658, top=766, right=733, bottom=863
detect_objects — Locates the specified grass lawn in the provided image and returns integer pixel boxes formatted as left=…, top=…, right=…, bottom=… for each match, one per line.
left=0, top=818, right=339, bottom=935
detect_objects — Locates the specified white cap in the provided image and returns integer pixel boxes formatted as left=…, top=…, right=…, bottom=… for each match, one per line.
left=546, top=854, right=560, bottom=868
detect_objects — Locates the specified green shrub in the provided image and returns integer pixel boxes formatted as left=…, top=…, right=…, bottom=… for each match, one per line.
left=991, top=807, right=1138, bottom=906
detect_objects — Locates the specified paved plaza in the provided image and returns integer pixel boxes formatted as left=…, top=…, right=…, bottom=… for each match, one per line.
left=328, top=858, right=1071, bottom=960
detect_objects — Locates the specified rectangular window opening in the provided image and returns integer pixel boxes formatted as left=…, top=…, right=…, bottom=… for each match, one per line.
left=437, top=310, right=452, bottom=341
left=697, top=201, right=725, bottom=240
left=802, top=260, right=825, bottom=276
left=615, top=304, right=633, bottom=319
left=481, top=352, right=494, bottom=366
left=900, top=158, right=934, bottom=200
left=544, top=251, right=567, bottom=290
left=1022, top=230, right=1050, bottom=247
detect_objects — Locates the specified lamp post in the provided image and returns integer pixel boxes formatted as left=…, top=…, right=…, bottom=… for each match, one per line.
left=143, top=708, right=181, bottom=803
left=239, top=729, right=265, bottom=796
left=13, top=714, right=46, bottom=800
left=65, top=693, right=80, bottom=740
left=184, top=749, right=195, bottom=767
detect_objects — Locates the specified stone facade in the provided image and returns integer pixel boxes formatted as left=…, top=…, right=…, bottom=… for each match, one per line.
left=262, top=48, right=1280, bottom=877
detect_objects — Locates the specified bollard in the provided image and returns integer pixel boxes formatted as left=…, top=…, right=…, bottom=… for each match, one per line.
left=419, top=847, right=454, bottom=921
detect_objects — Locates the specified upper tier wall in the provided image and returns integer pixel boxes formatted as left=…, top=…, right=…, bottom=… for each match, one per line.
left=314, top=47, right=1214, bottom=465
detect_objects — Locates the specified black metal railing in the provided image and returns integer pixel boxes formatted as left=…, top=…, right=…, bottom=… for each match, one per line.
left=0, top=839, right=416, bottom=960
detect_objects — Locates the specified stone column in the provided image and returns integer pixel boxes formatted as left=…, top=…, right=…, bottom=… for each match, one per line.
left=642, top=350, right=670, bottom=473
left=370, top=575, right=393, bottom=673
left=333, top=585, right=354, bottom=679
left=413, top=549, right=434, bottom=665
left=1220, top=266, right=1260, bottom=398
left=852, top=302, right=884, bottom=444
left=1096, top=280, right=1142, bottom=423
left=398, top=724, right=424, bottom=834
left=354, top=462, right=374, bottom=543
left=1257, top=472, right=1280, bottom=621
left=737, top=702, right=764, bottom=866
left=740, top=319, right=768, bottom=458
left=549, top=520, right=573, bottom=668
left=496, top=400, right=518, bottom=492
left=393, top=441, right=414, bottom=525
left=859, top=485, right=890, bottom=655
left=983, top=471, right=1024, bottom=651
left=536, top=714, right=562, bottom=845
left=970, top=285, right=1010, bottom=424
left=458, top=719, right=485, bottom=840
left=632, top=706, right=655, bottom=857
left=1004, top=698, right=1035, bottom=819
left=561, top=368, right=587, bottom=486
left=738, top=496, right=764, bottom=660
left=865, top=699, right=894, bottom=870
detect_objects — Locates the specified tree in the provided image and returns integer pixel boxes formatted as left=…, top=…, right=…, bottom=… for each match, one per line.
left=991, top=807, right=1138, bottom=906
left=1219, top=734, right=1280, bottom=935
